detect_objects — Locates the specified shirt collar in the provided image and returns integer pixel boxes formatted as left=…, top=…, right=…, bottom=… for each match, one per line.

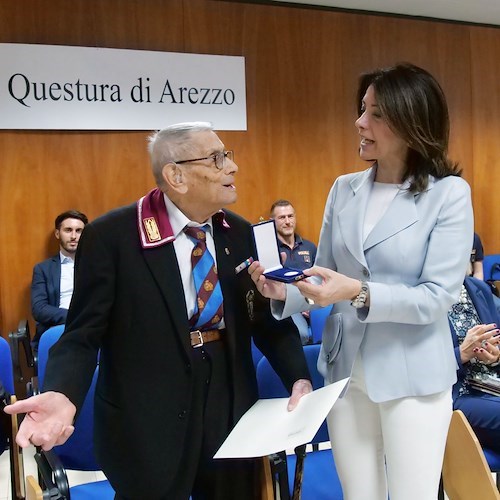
left=59, top=252, right=74, bottom=264
left=137, top=187, right=229, bottom=249
left=163, top=193, right=214, bottom=237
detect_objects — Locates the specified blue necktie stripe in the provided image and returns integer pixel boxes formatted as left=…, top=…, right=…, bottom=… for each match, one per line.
left=184, top=225, right=224, bottom=330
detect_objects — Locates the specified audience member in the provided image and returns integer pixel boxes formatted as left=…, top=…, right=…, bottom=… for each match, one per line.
left=250, top=63, right=473, bottom=500
left=270, top=199, right=317, bottom=270
left=271, top=199, right=317, bottom=344
left=31, top=210, right=88, bottom=345
left=468, top=232, right=484, bottom=279
left=449, top=275, right=500, bottom=453
left=7, top=122, right=312, bottom=500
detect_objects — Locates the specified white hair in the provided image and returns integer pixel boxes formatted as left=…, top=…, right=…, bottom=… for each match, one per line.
left=147, top=122, right=214, bottom=186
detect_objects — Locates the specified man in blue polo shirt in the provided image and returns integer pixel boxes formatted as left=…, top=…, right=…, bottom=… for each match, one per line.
left=270, top=199, right=317, bottom=344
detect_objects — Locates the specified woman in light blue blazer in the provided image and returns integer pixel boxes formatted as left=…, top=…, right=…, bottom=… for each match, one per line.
left=250, top=63, right=473, bottom=500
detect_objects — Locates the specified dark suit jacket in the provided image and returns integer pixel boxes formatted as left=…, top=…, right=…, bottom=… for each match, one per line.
left=451, top=276, right=500, bottom=399
left=31, top=255, right=68, bottom=341
left=43, top=203, right=309, bottom=498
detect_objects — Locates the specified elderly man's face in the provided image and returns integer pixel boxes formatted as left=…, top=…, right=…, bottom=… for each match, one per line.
left=180, top=130, right=238, bottom=220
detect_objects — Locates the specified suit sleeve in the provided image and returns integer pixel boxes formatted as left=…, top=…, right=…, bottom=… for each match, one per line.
left=43, top=223, right=113, bottom=410
left=31, top=263, right=68, bottom=326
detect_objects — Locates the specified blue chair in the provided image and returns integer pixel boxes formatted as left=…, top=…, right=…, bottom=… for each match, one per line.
left=1, top=336, right=31, bottom=500
left=33, top=325, right=115, bottom=499
left=1, top=336, right=14, bottom=457
left=309, top=304, right=333, bottom=344
left=483, top=254, right=500, bottom=281
left=256, top=344, right=343, bottom=499
left=0, top=336, right=15, bottom=395
left=251, top=337, right=265, bottom=369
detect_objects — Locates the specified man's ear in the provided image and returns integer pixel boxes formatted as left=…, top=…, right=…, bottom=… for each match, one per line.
left=54, top=229, right=60, bottom=241
left=162, top=163, right=188, bottom=194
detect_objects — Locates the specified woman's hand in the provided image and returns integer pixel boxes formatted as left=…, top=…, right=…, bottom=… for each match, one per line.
left=459, top=323, right=500, bottom=364
left=248, top=260, right=286, bottom=301
left=295, top=266, right=361, bottom=307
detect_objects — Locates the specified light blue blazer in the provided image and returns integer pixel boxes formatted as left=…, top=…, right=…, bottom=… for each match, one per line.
left=275, top=166, right=473, bottom=402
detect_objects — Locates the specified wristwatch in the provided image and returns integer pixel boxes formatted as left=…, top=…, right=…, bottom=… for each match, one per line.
left=351, top=281, right=369, bottom=309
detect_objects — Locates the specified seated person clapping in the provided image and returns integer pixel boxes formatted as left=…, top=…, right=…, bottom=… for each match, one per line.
left=449, top=276, right=500, bottom=452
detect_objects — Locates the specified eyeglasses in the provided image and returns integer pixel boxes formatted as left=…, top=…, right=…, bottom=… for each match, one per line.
left=174, top=150, right=234, bottom=170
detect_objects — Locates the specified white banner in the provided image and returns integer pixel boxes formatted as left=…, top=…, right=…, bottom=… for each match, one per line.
left=0, top=44, right=246, bottom=131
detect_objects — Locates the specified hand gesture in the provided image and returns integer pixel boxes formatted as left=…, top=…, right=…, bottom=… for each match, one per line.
left=459, top=323, right=500, bottom=364
left=4, top=391, right=76, bottom=450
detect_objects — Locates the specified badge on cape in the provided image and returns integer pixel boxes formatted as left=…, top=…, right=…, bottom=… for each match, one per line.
left=143, top=217, right=161, bottom=242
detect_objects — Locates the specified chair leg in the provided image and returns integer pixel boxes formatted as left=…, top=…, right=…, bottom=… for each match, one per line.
left=269, top=452, right=290, bottom=500
left=437, top=474, right=445, bottom=500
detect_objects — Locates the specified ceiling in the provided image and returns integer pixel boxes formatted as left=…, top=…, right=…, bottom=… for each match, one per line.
left=271, top=0, right=500, bottom=27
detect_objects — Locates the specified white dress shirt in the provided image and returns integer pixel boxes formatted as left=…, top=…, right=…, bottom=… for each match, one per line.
left=59, top=252, right=75, bottom=309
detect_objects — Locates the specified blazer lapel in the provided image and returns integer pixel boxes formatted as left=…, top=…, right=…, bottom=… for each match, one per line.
left=363, top=188, right=419, bottom=251
left=49, top=256, right=61, bottom=304
left=338, top=168, right=373, bottom=267
left=142, top=243, right=191, bottom=353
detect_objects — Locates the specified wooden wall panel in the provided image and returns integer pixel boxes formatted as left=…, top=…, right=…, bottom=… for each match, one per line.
left=0, top=0, right=498, bottom=337
left=470, top=26, right=500, bottom=255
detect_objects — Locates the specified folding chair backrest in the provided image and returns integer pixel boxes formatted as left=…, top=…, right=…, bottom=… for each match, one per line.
left=484, top=254, right=500, bottom=281
left=443, top=410, right=500, bottom=500
left=37, top=324, right=101, bottom=471
left=37, top=324, right=65, bottom=386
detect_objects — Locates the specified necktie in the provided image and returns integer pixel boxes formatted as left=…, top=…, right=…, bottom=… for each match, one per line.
left=184, top=225, right=223, bottom=330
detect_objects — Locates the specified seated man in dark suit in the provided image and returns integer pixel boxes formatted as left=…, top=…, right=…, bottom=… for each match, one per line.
left=31, top=210, right=88, bottom=345
left=8, top=122, right=312, bottom=500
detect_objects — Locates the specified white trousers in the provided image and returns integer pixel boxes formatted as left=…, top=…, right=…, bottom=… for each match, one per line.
left=327, top=356, right=452, bottom=500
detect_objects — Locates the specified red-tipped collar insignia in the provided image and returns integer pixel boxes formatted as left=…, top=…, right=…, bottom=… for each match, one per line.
left=137, top=188, right=175, bottom=248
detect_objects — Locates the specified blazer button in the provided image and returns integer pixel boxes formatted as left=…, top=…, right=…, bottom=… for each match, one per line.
left=178, top=410, right=187, bottom=419
left=185, top=363, right=191, bottom=373
left=363, top=269, right=369, bottom=277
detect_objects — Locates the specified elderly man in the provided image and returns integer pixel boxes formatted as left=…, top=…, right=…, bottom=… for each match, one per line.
left=7, top=122, right=311, bottom=500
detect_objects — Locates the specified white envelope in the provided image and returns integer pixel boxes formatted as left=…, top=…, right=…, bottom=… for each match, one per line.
left=214, top=378, right=348, bottom=459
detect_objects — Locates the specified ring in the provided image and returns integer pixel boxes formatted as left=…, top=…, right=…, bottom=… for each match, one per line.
left=481, top=340, right=488, bottom=348
left=305, top=297, right=315, bottom=305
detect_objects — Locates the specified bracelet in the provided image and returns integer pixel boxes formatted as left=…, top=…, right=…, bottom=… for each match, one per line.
left=351, top=281, right=369, bottom=309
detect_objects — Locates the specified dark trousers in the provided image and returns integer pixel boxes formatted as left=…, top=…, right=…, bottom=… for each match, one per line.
left=454, top=390, right=500, bottom=452
left=115, top=340, right=258, bottom=500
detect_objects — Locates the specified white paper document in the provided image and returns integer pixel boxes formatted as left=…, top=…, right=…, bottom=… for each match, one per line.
left=214, top=378, right=349, bottom=459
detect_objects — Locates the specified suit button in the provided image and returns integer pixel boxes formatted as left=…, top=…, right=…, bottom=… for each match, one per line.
left=185, top=363, right=191, bottom=373
left=363, top=268, right=369, bottom=277
left=178, top=410, right=187, bottom=419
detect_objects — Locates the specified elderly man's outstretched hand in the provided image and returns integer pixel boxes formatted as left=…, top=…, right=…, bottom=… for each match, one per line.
left=4, top=391, right=76, bottom=450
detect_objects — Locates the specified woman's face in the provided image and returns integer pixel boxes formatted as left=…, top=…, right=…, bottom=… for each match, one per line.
left=355, top=85, right=409, bottom=170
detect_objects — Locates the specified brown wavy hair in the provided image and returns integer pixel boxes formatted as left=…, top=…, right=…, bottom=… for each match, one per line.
left=357, top=63, right=461, bottom=193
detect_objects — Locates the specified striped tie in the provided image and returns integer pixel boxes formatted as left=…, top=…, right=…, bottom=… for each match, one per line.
left=184, top=225, right=223, bottom=330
